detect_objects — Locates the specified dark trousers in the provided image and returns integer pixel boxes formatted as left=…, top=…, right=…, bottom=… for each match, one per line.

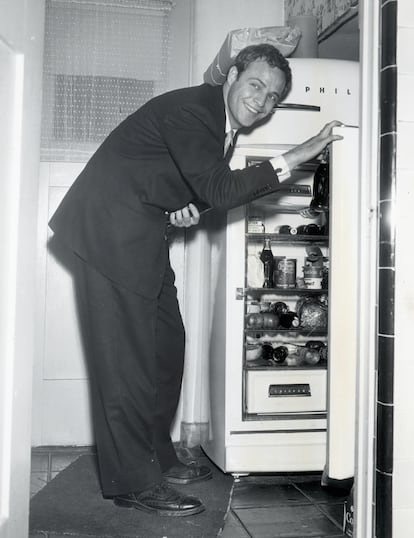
left=71, top=253, right=185, bottom=497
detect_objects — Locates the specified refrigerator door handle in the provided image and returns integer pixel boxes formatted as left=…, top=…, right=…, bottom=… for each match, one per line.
left=268, top=383, right=312, bottom=397
left=277, top=103, right=321, bottom=111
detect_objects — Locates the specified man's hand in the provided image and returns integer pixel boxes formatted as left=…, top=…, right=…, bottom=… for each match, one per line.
left=169, top=203, right=200, bottom=228
left=283, top=120, right=344, bottom=171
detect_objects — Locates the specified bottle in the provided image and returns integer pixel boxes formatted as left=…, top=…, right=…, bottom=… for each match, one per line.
left=279, top=311, right=300, bottom=329
left=271, top=301, right=289, bottom=316
left=310, top=156, right=329, bottom=210
left=306, top=223, right=321, bottom=236
left=273, top=345, right=288, bottom=363
left=278, top=225, right=297, bottom=235
left=261, top=343, right=274, bottom=362
left=260, top=238, right=274, bottom=288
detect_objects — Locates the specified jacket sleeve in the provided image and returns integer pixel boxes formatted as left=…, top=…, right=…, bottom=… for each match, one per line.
left=160, top=104, right=280, bottom=210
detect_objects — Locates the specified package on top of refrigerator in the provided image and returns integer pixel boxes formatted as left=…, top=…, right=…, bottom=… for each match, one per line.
left=203, top=26, right=302, bottom=85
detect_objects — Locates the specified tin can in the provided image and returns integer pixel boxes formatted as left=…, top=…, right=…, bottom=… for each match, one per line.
left=275, top=258, right=296, bottom=288
left=303, top=264, right=323, bottom=289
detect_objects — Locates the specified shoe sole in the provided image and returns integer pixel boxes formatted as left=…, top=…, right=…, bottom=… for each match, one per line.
left=113, top=497, right=205, bottom=517
left=163, top=471, right=213, bottom=485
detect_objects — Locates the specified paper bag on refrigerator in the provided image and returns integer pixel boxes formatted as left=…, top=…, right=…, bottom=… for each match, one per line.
left=203, top=26, right=301, bottom=86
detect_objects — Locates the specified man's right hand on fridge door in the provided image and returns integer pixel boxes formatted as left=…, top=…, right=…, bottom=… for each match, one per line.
left=280, top=120, right=344, bottom=175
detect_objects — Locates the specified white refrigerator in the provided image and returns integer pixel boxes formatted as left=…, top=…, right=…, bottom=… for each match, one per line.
left=202, top=59, right=359, bottom=483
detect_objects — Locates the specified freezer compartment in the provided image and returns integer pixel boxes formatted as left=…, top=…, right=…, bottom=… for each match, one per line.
left=246, top=369, right=327, bottom=414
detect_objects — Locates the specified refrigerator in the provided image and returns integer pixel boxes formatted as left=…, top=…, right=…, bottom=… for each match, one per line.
left=202, top=59, right=359, bottom=482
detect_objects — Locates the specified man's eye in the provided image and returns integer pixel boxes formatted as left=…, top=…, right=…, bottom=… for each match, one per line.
left=250, top=82, right=260, bottom=90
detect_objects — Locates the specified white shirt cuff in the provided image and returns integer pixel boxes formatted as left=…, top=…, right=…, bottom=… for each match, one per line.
left=270, top=155, right=291, bottom=181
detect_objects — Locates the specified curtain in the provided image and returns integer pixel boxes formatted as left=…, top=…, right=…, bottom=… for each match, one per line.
left=41, top=0, right=173, bottom=161
left=284, top=0, right=356, bottom=35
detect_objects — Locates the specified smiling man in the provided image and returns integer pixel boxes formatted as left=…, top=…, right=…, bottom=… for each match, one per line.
left=225, top=55, right=290, bottom=129
left=49, top=43, right=341, bottom=518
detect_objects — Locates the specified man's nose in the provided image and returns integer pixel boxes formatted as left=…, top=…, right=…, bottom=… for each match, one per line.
left=253, top=91, right=266, bottom=108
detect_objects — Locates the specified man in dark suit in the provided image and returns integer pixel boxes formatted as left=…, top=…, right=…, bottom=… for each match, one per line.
left=49, top=44, right=342, bottom=516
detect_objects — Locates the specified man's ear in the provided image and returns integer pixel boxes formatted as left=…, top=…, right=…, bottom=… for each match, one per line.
left=226, top=65, right=239, bottom=85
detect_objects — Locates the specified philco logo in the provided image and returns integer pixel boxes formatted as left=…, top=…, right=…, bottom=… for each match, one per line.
left=304, top=86, right=352, bottom=95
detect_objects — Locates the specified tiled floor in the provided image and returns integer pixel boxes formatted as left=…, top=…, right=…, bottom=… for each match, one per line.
left=221, top=474, right=347, bottom=537
left=30, top=446, right=348, bottom=537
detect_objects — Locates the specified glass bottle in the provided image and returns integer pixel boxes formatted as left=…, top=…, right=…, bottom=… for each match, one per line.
left=310, top=156, right=329, bottom=210
left=279, top=311, right=300, bottom=328
left=260, top=237, right=274, bottom=288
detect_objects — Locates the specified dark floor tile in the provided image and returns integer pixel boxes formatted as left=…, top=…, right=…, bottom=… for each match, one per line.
left=316, top=502, right=345, bottom=529
left=30, top=472, right=49, bottom=497
left=234, top=504, right=343, bottom=537
left=232, top=481, right=309, bottom=509
left=50, top=452, right=80, bottom=472
left=31, top=453, right=50, bottom=473
left=291, top=478, right=348, bottom=504
left=221, top=511, right=251, bottom=538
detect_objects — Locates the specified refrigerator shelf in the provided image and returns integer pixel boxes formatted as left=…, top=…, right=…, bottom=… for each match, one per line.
left=246, top=233, right=328, bottom=243
left=247, top=156, right=321, bottom=172
left=244, top=363, right=327, bottom=371
left=245, top=287, right=328, bottom=296
left=245, top=328, right=327, bottom=337
left=248, top=202, right=326, bottom=214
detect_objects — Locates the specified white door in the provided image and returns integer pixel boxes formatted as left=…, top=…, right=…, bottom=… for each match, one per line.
left=0, top=39, right=25, bottom=538
left=33, top=162, right=186, bottom=446
left=326, top=126, right=359, bottom=480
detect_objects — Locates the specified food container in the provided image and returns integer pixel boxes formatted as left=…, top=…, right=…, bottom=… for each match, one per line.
left=303, top=264, right=323, bottom=289
left=275, top=258, right=296, bottom=288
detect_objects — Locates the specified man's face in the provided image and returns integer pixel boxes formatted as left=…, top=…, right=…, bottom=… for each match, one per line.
left=226, top=60, right=287, bottom=129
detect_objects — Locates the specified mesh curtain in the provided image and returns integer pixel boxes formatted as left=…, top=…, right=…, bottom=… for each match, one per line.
left=41, top=0, right=173, bottom=161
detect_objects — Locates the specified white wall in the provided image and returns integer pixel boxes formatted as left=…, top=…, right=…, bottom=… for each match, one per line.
left=191, top=0, right=285, bottom=82
left=394, top=1, right=414, bottom=536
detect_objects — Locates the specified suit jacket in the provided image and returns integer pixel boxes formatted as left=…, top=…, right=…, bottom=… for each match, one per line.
left=49, top=83, right=280, bottom=298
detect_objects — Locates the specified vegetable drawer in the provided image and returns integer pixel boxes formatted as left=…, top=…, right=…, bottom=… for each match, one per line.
left=245, top=369, right=327, bottom=414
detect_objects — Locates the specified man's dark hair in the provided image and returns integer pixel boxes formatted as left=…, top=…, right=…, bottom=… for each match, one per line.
left=232, top=44, right=292, bottom=102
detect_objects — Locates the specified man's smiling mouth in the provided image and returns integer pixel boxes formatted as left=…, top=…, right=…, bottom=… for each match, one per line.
left=244, top=103, right=262, bottom=115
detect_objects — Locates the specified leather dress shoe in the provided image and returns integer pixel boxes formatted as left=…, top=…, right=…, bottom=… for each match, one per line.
left=113, top=481, right=205, bottom=516
left=163, top=461, right=212, bottom=485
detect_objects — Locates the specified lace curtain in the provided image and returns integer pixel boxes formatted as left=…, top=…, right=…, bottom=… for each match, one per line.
left=41, top=0, right=173, bottom=161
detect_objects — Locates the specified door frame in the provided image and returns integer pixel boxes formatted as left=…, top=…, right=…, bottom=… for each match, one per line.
left=0, top=37, right=24, bottom=538
left=0, top=38, right=30, bottom=538
left=354, top=0, right=381, bottom=536
left=0, top=0, right=45, bottom=535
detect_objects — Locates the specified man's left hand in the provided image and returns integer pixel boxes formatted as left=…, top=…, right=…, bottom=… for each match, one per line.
left=169, top=203, right=200, bottom=228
